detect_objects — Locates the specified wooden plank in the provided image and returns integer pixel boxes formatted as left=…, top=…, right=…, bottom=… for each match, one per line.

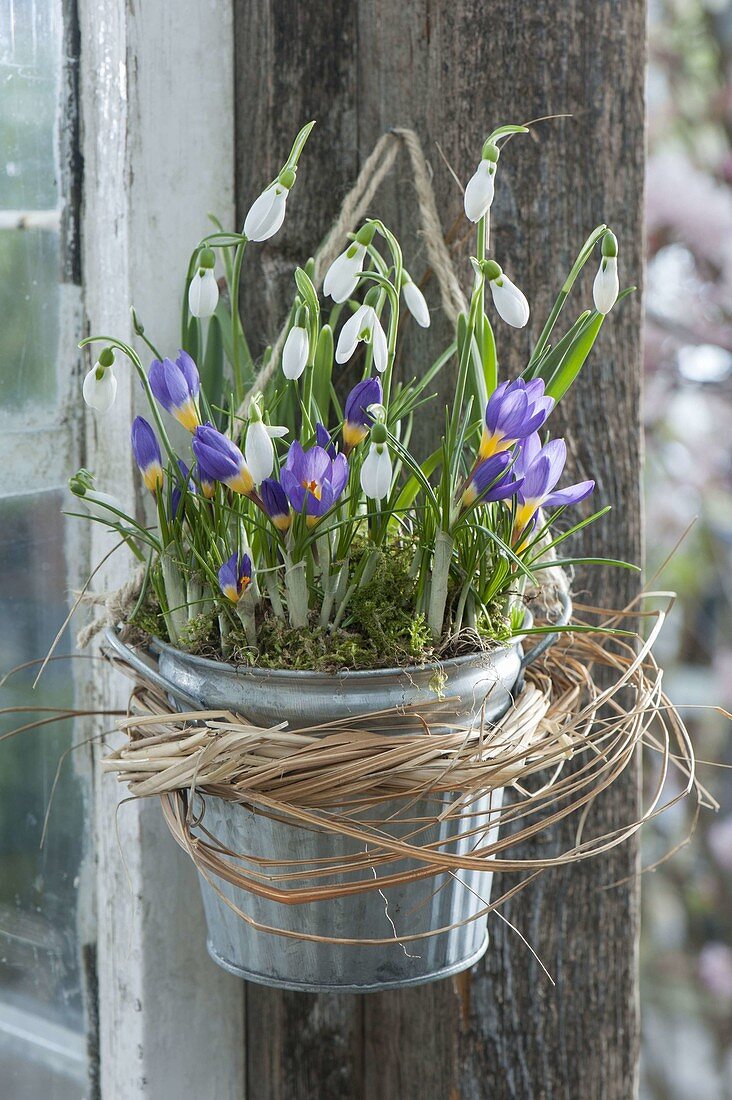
left=78, top=2, right=246, bottom=1097
left=234, top=2, right=645, bottom=1096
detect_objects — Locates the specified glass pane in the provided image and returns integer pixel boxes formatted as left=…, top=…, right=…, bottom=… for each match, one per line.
left=0, top=0, right=62, bottom=210
left=0, top=494, right=87, bottom=1098
left=0, top=228, right=59, bottom=412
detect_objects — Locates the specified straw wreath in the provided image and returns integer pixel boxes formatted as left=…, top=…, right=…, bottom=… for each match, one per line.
left=97, top=597, right=714, bottom=947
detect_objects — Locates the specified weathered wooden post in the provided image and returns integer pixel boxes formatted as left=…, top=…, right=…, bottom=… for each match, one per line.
left=235, top=3, right=645, bottom=1096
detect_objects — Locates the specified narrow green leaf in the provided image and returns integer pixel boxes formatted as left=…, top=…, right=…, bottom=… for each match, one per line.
left=545, top=313, right=604, bottom=401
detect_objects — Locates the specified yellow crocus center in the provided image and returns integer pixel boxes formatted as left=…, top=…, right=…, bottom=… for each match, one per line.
left=479, top=427, right=515, bottom=459
left=143, top=463, right=164, bottom=493
left=226, top=466, right=254, bottom=495
left=174, top=398, right=201, bottom=433
left=302, top=478, right=322, bottom=500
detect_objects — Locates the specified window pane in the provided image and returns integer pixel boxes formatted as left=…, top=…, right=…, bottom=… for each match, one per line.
left=0, top=495, right=87, bottom=1098
left=0, top=228, right=59, bottom=412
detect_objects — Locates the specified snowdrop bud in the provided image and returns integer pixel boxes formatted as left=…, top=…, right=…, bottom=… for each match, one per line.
left=188, top=248, right=219, bottom=318
left=323, top=225, right=375, bottom=303
left=486, top=263, right=530, bottom=328
left=360, top=439, right=392, bottom=502
left=402, top=275, right=431, bottom=328
left=282, top=322, right=310, bottom=380
left=83, top=347, right=117, bottom=413
left=592, top=231, right=619, bottom=315
left=464, top=144, right=499, bottom=223
left=244, top=169, right=295, bottom=243
left=245, top=419, right=276, bottom=485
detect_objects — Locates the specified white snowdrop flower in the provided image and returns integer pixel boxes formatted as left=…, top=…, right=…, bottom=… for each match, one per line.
left=188, top=249, right=219, bottom=318
left=82, top=349, right=117, bottom=413
left=244, top=167, right=295, bottom=242
left=402, top=276, right=430, bottom=328
left=335, top=304, right=388, bottom=373
left=593, top=231, right=619, bottom=315
left=81, top=490, right=128, bottom=524
left=282, top=325, right=310, bottom=380
left=463, top=143, right=499, bottom=223
left=244, top=414, right=288, bottom=486
left=360, top=441, right=392, bottom=502
left=323, top=224, right=376, bottom=303
left=485, top=261, right=530, bottom=329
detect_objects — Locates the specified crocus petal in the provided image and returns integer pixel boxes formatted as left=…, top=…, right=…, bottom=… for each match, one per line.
left=245, top=420, right=275, bottom=484
left=323, top=245, right=365, bottom=303
left=464, top=160, right=495, bottom=222
left=244, top=185, right=287, bottom=242
left=83, top=365, right=117, bottom=412
left=282, top=326, right=309, bottom=380
left=540, top=438, right=568, bottom=494
left=131, top=417, right=164, bottom=492
left=403, top=281, right=430, bottom=328
left=175, top=350, right=200, bottom=397
left=543, top=480, right=595, bottom=509
left=490, top=277, right=530, bottom=328
left=188, top=268, right=219, bottom=318
left=593, top=256, right=619, bottom=315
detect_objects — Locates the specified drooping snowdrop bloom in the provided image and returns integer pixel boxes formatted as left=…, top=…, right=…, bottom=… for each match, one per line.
left=335, top=304, right=388, bottom=373
left=402, top=274, right=430, bottom=328
left=342, top=376, right=382, bottom=450
left=261, top=478, right=292, bottom=532
left=323, top=223, right=375, bottom=303
left=479, top=377, right=554, bottom=459
left=461, top=451, right=524, bottom=509
left=244, top=167, right=295, bottom=242
left=192, top=424, right=254, bottom=496
left=484, top=260, right=530, bottom=328
left=188, top=248, right=219, bottom=319
left=512, top=434, right=595, bottom=542
left=593, top=230, right=619, bottom=315
left=360, top=423, right=392, bottom=503
left=149, top=351, right=201, bottom=432
left=68, top=469, right=127, bottom=525
left=282, top=322, right=309, bottom=380
left=131, top=417, right=164, bottom=493
left=280, top=441, right=349, bottom=526
left=464, top=142, right=499, bottom=223
left=244, top=409, right=288, bottom=485
left=218, top=552, right=253, bottom=604
left=82, top=348, right=117, bottom=413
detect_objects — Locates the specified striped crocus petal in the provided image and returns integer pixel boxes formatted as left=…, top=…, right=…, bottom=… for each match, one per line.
left=149, top=352, right=201, bottom=432
left=315, top=422, right=337, bottom=457
left=192, top=424, right=254, bottom=495
left=218, top=552, right=252, bottom=603
left=280, top=441, right=349, bottom=523
left=343, top=376, right=382, bottom=450
left=462, top=452, right=517, bottom=507
left=131, top=417, right=164, bottom=493
left=513, top=436, right=595, bottom=539
left=261, top=478, right=292, bottom=532
left=480, top=378, right=554, bottom=458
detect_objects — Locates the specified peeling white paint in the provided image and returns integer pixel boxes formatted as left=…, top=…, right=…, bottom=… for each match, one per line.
left=78, top=2, right=243, bottom=1097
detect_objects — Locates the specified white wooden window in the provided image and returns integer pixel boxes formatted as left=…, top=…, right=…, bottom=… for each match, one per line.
left=2, top=0, right=245, bottom=1096
left=0, top=1, right=88, bottom=1096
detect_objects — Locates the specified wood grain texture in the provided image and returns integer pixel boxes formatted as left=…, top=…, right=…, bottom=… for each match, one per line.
left=235, top=3, right=645, bottom=1097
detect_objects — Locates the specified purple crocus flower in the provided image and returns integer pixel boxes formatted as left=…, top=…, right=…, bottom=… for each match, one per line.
left=461, top=451, right=524, bottom=508
left=261, top=477, right=292, bottom=532
left=131, top=416, right=163, bottom=493
left=479, top=378, right=554, bottom=459
left=171, top=460, right=195, bottom=518
left=342, top=376, right=382, bottom=450
left=512, top=433, right=595, bottom=541
left=218, top=552, right=252, bottom=603
left=149, top=351, right=201, bottom=431
left=315, top=422, right=337, bottom=457
left=280, top=440, right=348, bottom=525
left=192, top=424, right=254, bottom=496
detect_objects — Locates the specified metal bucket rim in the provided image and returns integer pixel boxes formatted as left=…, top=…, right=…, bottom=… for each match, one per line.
left=149, top=609, right=533, bottom=684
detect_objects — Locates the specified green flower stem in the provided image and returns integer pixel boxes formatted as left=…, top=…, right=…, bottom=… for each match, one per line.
left=528, top=223, right=607, bottom=367
left=230, top=238, right=248, bottom=402
left=283, top=550, right=309, bottom=628
left=427, top=528, right=454, bottom=640
left=261, top=567, right=286, bottom=620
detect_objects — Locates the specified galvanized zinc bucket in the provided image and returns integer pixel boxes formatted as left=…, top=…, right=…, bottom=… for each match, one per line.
left=107, top=597, right=568, bottom=992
